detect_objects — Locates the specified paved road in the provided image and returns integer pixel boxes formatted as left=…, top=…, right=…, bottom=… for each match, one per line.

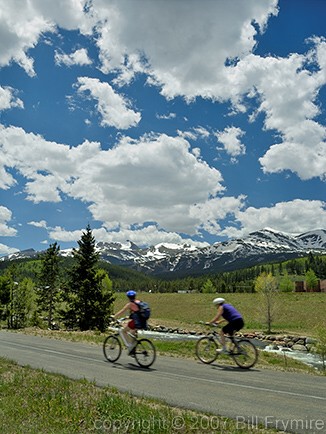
left=1, top=330, right=326, bottom=433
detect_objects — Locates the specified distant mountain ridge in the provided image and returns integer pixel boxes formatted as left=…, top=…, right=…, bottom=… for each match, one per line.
left=2, top=228, right=326, bottom=277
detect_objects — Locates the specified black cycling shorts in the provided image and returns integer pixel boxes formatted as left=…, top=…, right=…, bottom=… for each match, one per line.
left=222, top=318, right=244, bottom=336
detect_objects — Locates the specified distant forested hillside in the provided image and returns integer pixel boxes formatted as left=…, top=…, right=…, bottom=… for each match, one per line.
left=1, top=252, right=325, bottom=294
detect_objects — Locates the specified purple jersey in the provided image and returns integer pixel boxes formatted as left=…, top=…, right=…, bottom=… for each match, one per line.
left=222, top=304, right=242, bottom=322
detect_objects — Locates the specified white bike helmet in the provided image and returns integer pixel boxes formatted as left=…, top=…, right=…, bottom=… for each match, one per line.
left=213, top=297, right=225, bottom=305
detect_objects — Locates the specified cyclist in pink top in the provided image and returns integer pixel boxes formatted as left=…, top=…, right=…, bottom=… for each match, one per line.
left=113, top=290, right=141, bottom=354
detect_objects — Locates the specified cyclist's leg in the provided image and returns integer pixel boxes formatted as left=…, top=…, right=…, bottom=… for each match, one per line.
left=233, top=318, right=244, bottom=333
left=221, top=323, right=233, bottom=350
left=222, top=321, right=242, bottom=352
left=224, top=319, right=244, bottom=338
left=127, top=321, right=140, bottom=354
left=124, top=320, right=137, bottom=348
left=226, top=319, right=244, bottom=352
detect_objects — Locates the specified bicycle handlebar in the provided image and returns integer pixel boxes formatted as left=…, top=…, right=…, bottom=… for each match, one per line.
left=108, top=317, right=128, bottom=326
left=198, top=321, right=220, bottom=327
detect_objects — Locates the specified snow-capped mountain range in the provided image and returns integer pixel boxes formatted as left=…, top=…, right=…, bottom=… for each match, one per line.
left=2, top=228, right=326, bottom=277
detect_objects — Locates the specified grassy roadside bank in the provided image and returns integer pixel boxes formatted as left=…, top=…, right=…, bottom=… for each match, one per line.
left=0, top=357, right=281, bottom=434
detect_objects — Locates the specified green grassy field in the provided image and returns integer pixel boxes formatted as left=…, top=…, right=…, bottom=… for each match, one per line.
left=114, top=291, right=326, bottom=335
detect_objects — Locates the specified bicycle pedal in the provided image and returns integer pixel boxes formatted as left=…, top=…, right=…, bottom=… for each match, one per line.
left=128, top=348, right=136, bottom=356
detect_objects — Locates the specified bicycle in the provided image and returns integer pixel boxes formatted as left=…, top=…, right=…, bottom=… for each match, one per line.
left=103, top=318, right=156, bottom=368
left=195, top=323, right=258, bottom=369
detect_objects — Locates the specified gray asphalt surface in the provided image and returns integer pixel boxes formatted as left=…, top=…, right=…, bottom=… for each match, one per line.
left=1, top=330, right=326, bottom=433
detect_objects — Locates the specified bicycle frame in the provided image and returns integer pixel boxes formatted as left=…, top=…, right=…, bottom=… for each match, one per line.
left=196, top=325, right=258, bottom=369
left=107, top=317, right=136, bottom=344
left=103, top=318, right=156, bottom=368
left=115, top=327, right=136, bottom=348
left=209, top=330, right=239, bottom=353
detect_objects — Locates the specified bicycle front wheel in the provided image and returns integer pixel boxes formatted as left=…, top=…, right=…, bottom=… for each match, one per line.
left=232, top=339, right=258, bottom=369
left=103, top=335, right=122, bottom=362
left=134, top=339, right=156, bottom=368
left=195, top=337, right=218, bottom=364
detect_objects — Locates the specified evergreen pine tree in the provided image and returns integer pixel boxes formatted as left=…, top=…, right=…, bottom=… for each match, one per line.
left=202, top=278, right=216, bottom=293
left=66, top=225, right=114, bottom=331
left=13, top=278, right=35, bottom=328
left=38, top=242, right=61, bottom=328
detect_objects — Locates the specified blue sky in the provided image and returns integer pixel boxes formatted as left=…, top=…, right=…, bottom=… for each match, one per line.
left=0, top=0, right=325, bottom=256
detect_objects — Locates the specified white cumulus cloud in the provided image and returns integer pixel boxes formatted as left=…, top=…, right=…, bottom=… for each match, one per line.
left=222, top=199, right=326, bottom=238
left=0, top=205, right=17, bottom=236
left=0, top=86, right=23, bottom=111
left=215, top=126, right=246, bottom=159
left=75, top=77, right=141, bottom=129
left=55, top=48, right=92, bottom=66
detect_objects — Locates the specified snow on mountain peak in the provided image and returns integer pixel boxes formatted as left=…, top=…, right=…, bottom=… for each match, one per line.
left=2, top=228, right=326, bottom=276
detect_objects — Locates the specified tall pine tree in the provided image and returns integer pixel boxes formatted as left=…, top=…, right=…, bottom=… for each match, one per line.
left=66, top=225, right=114, bottom=331
left=38, top=242, right=61, bottom=328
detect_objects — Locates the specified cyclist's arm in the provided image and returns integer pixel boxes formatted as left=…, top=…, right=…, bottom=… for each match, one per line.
left=209, top=305, right=224, bottom=324
left=114, top=302, right=131, bottom=319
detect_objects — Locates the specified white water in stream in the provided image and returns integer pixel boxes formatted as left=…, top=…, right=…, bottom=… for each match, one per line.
left=263, top=345, right=324, bottom=370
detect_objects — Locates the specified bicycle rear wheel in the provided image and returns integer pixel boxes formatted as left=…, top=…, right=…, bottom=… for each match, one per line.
left=134, top=339, right=156, bottom=368
left=195, top=336, right=219, bottom=364
left=231, top=339, right=258, bottom=369
left=103, top=335, right=122, bottom=362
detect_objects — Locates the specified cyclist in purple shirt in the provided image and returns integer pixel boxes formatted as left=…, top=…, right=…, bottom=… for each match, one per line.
left=209, top=297, right=244, bottom=354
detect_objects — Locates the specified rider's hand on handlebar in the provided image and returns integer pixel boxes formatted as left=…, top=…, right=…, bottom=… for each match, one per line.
left=199, top=320, right=215, bottom=326
left=206, top=322, right=219, bottom=327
